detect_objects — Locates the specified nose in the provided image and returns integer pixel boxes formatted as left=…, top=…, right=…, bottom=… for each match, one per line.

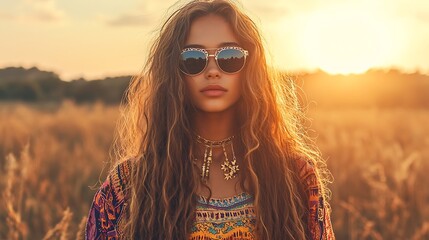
left=205, top=54, right=221, bottom=78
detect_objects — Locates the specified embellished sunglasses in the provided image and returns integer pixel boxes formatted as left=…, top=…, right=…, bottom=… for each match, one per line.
left=179, top=46, right=249, bottom=76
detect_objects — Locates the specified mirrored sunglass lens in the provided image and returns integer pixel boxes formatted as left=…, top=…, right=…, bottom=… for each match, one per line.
left=179, top=50, right=207, bottom=75
left=217, top=49, right=245, bottom=73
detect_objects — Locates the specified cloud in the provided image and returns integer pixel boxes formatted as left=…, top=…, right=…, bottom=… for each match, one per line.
left=2, top=0, right=66, bottom=23
left=106, top=13, right=152, bottom=27
left=26, top=0, right=65, bottom=22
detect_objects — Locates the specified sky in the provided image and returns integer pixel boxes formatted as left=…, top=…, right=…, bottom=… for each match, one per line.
left=1, top=0, right=428, bottom=80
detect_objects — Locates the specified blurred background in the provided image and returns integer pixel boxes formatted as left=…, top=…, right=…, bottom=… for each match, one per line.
left=1, top=0, right=428, bottom=239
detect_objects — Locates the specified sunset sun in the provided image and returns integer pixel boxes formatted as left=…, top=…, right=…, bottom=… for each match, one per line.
left=298, top=6, right=396, bottom=74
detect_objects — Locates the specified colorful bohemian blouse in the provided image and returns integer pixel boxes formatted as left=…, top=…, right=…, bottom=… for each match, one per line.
left=192, top=192, right=256, bottom=239
left=85, top=159, right=335, bottom=239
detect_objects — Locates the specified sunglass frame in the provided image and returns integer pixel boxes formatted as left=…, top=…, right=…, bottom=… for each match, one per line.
left=179, top=46, right=249, bottom=76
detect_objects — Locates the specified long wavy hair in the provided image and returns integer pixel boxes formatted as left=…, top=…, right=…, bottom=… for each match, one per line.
left=113, top=0, right=331, bottom=239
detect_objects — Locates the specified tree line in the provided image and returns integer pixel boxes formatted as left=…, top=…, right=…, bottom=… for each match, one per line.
left=1, top=66, right=429, bottom=108
left=0, top=67, right=131, bottom=104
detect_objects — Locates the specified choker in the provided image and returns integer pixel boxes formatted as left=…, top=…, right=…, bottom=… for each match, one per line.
left=195, top=134, right=239, bottom=182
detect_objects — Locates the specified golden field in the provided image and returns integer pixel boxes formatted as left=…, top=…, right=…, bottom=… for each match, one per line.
left=1, top=102, right=428, bottom=239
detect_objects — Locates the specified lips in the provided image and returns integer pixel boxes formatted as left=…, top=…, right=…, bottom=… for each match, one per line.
left=200, top=85, right=227, bottom=97
left=200, top=85, right=227, bottom=92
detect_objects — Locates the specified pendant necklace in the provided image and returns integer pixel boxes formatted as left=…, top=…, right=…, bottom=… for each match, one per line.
left=195, top=134, right=239, bottom=182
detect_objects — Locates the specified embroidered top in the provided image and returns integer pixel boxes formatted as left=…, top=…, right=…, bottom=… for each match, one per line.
left=85, top=158, right=335, bottom=239
left=191, top=192, right=256, bottom=239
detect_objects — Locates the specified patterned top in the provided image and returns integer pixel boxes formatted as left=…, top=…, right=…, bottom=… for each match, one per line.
left=191, top=192, right=256, bottom=239
left=85, top=158, right=335, bottom=239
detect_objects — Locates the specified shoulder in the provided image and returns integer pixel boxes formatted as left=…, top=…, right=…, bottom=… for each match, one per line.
left=294, top=155, right=319, bottom=190
left=294, top=155, right=336, bottom=240
left=85, top=159, right=134, bottom=239
left=109, top=159, right=133, bottom=201
left=97, top=159, right=133, bottom=205
left=293, top=155, right=321, bottom=205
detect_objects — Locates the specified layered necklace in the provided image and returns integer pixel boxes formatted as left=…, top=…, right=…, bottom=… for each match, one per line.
left=195, top=134, right=239, bottom=182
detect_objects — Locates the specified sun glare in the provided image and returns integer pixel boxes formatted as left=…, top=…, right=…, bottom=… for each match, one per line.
left=298, top=5, right=396, bottom=75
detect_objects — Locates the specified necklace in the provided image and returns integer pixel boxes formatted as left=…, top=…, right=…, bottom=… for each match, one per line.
left=195, top=134, right=239, bottom=182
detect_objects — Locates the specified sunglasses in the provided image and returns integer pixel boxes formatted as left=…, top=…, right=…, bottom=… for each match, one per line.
left=179, top=46, right=249, bottom=76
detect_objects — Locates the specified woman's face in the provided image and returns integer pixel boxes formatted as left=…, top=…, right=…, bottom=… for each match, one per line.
left=183, top=14, right=243, bottom=113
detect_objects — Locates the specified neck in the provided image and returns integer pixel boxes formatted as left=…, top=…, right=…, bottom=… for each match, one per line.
left=191, top=109, right=237, bottom=140
left=191, top=108, right=242, bottom=182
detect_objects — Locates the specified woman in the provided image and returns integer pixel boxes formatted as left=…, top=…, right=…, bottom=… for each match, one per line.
left=85, top=0, right=335, bottom=239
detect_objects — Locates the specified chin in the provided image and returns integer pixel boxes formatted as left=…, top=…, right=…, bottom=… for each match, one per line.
left=197, top=102, right=239, bottom=113
left=198, top=106, right=230, bottom=113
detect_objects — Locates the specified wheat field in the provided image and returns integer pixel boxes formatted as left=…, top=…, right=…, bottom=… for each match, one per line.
left=1, top=102, right=428, bottom=239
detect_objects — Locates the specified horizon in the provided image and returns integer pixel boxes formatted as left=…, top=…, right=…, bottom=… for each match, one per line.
left=1, top=0, right=429, bottom=80
left=2, top=65, right=429, bottom=82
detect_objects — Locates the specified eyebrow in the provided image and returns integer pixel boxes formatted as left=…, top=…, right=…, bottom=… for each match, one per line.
left=184, top=42, right=240, bottom=48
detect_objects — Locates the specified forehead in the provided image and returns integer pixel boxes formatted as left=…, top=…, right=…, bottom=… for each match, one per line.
left=185, top=14, right=239, bottom=48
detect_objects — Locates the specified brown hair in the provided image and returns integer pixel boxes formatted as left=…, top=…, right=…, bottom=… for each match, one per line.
left=113, top=0, right=331, bottom=239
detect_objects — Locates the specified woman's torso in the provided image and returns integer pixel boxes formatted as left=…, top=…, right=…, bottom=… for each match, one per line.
left=85, top=158, right=335, bottom=240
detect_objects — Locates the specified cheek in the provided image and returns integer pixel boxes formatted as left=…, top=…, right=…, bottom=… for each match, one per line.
left=184, top=77, right=199, bottom=100
left=184, top=76, right=195, bottom=91
left=231, top=75, right=243, bottom=97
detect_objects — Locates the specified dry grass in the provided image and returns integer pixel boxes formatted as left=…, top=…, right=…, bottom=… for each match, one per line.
left=0, top=102, right=428, bottom=239
left=0, top=101, right=117, bottom=239
left=309, top=108, right=429, bottom=239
